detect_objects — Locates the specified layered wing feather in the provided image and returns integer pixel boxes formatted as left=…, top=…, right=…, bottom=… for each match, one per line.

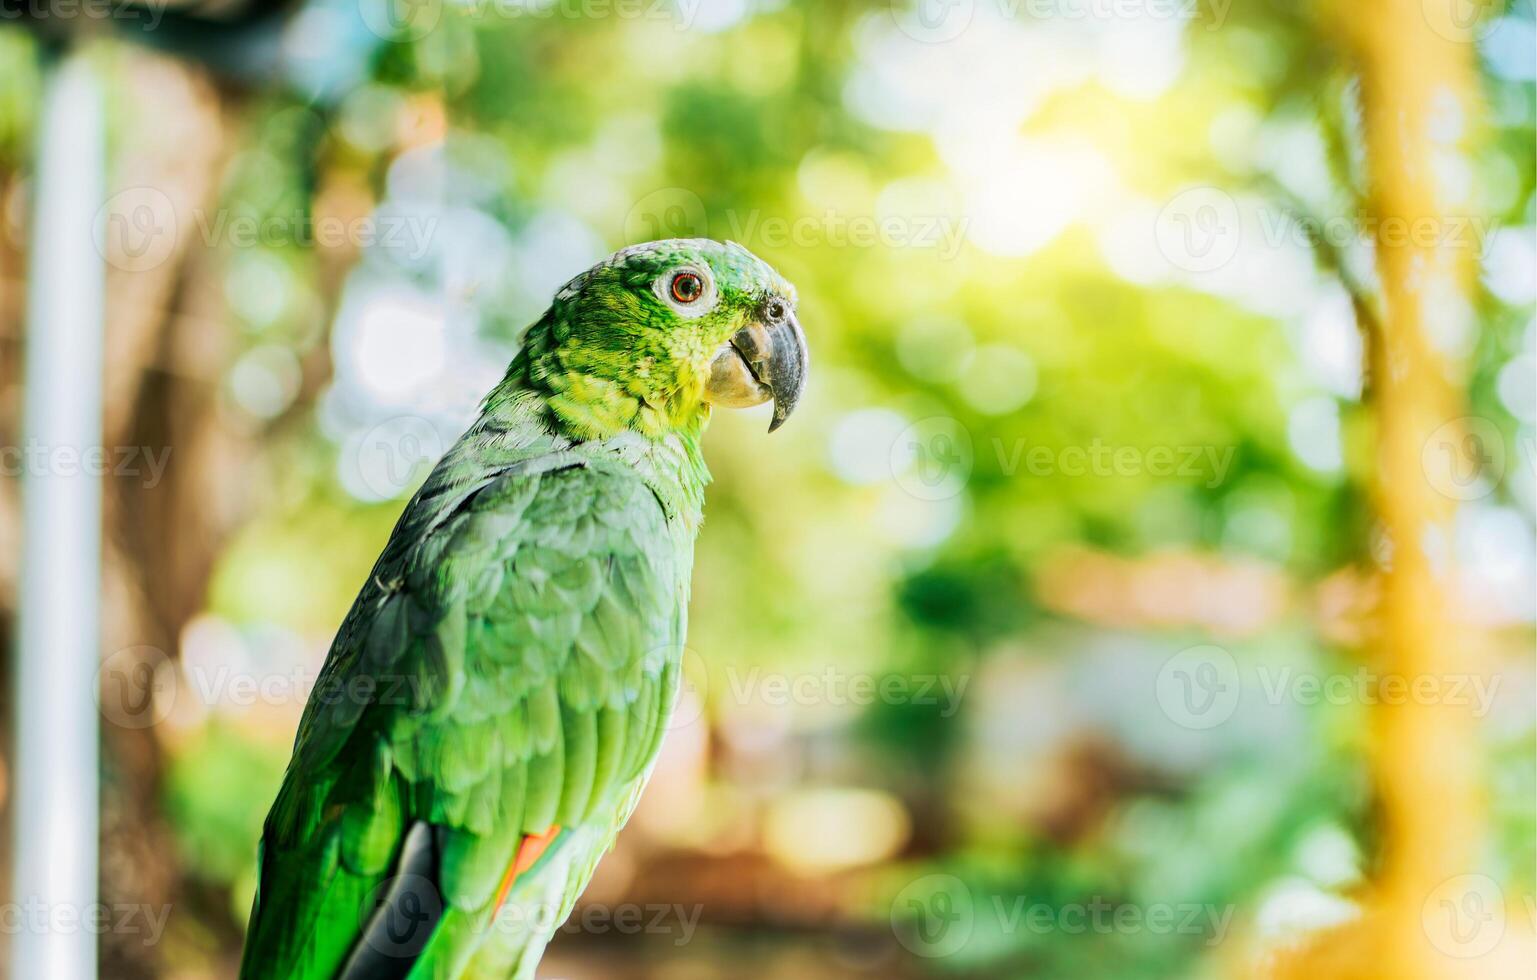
left=239, top=444, right=686, bottom=980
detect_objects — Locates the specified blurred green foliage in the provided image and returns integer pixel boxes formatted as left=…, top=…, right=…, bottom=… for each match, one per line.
left=2, top=0, right=1532, bottom=976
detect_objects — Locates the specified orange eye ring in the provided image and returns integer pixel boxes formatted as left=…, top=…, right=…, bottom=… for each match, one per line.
left=670, top=272, right=704, bottom=304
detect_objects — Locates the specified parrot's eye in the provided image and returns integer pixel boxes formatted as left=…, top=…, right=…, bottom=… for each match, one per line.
left=654, top=264, right=716, bottom=317
left=670, top=272, right=704, bottom=304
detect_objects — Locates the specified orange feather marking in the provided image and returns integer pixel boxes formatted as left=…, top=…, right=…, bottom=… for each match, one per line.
left=491, top=826, right=562, bottom=914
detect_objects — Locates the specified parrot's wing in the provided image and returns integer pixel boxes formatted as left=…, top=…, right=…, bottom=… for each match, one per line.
left=239, top=451, right=684, bottom=980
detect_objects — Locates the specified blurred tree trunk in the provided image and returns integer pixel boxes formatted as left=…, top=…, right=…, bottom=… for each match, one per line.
left=1270, top=1, right=1531, bottom=978
left=96, top=50, right=269, bottom=978
left=0, top=45, right=257, bottom=978
left=1350, top=5, right=1481, bottom=979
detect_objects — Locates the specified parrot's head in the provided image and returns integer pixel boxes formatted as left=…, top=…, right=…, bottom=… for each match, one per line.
left=524, top=238, right=808, bottom=440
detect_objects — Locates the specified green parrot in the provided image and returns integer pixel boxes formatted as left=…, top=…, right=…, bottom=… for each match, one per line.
left=238, top=239, right=808, bottom=980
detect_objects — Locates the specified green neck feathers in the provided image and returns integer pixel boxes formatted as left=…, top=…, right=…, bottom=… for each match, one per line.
left=484, top=297, right=715, bottom=444
left=476, top=333, right=712, bottom=530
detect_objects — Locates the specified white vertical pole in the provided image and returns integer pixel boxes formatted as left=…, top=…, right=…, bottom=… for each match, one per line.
left=12, top=48, right=105, bottom=980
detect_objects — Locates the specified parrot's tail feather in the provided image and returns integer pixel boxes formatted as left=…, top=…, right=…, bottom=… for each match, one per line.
left=337, top=821, right=443, bottom=980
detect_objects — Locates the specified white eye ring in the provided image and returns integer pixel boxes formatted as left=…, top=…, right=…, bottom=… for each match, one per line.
left=654, top=265, right=717, bottom=318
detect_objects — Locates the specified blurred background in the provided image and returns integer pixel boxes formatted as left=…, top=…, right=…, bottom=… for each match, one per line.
left=0, top=0, right=1530, bottom=977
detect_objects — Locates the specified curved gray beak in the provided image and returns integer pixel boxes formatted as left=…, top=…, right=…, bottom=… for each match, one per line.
left=704, top=300, right=808, bottom=432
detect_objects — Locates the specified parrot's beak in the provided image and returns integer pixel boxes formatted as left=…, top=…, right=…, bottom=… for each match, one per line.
left=705, top=299, right=808, bottom=432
